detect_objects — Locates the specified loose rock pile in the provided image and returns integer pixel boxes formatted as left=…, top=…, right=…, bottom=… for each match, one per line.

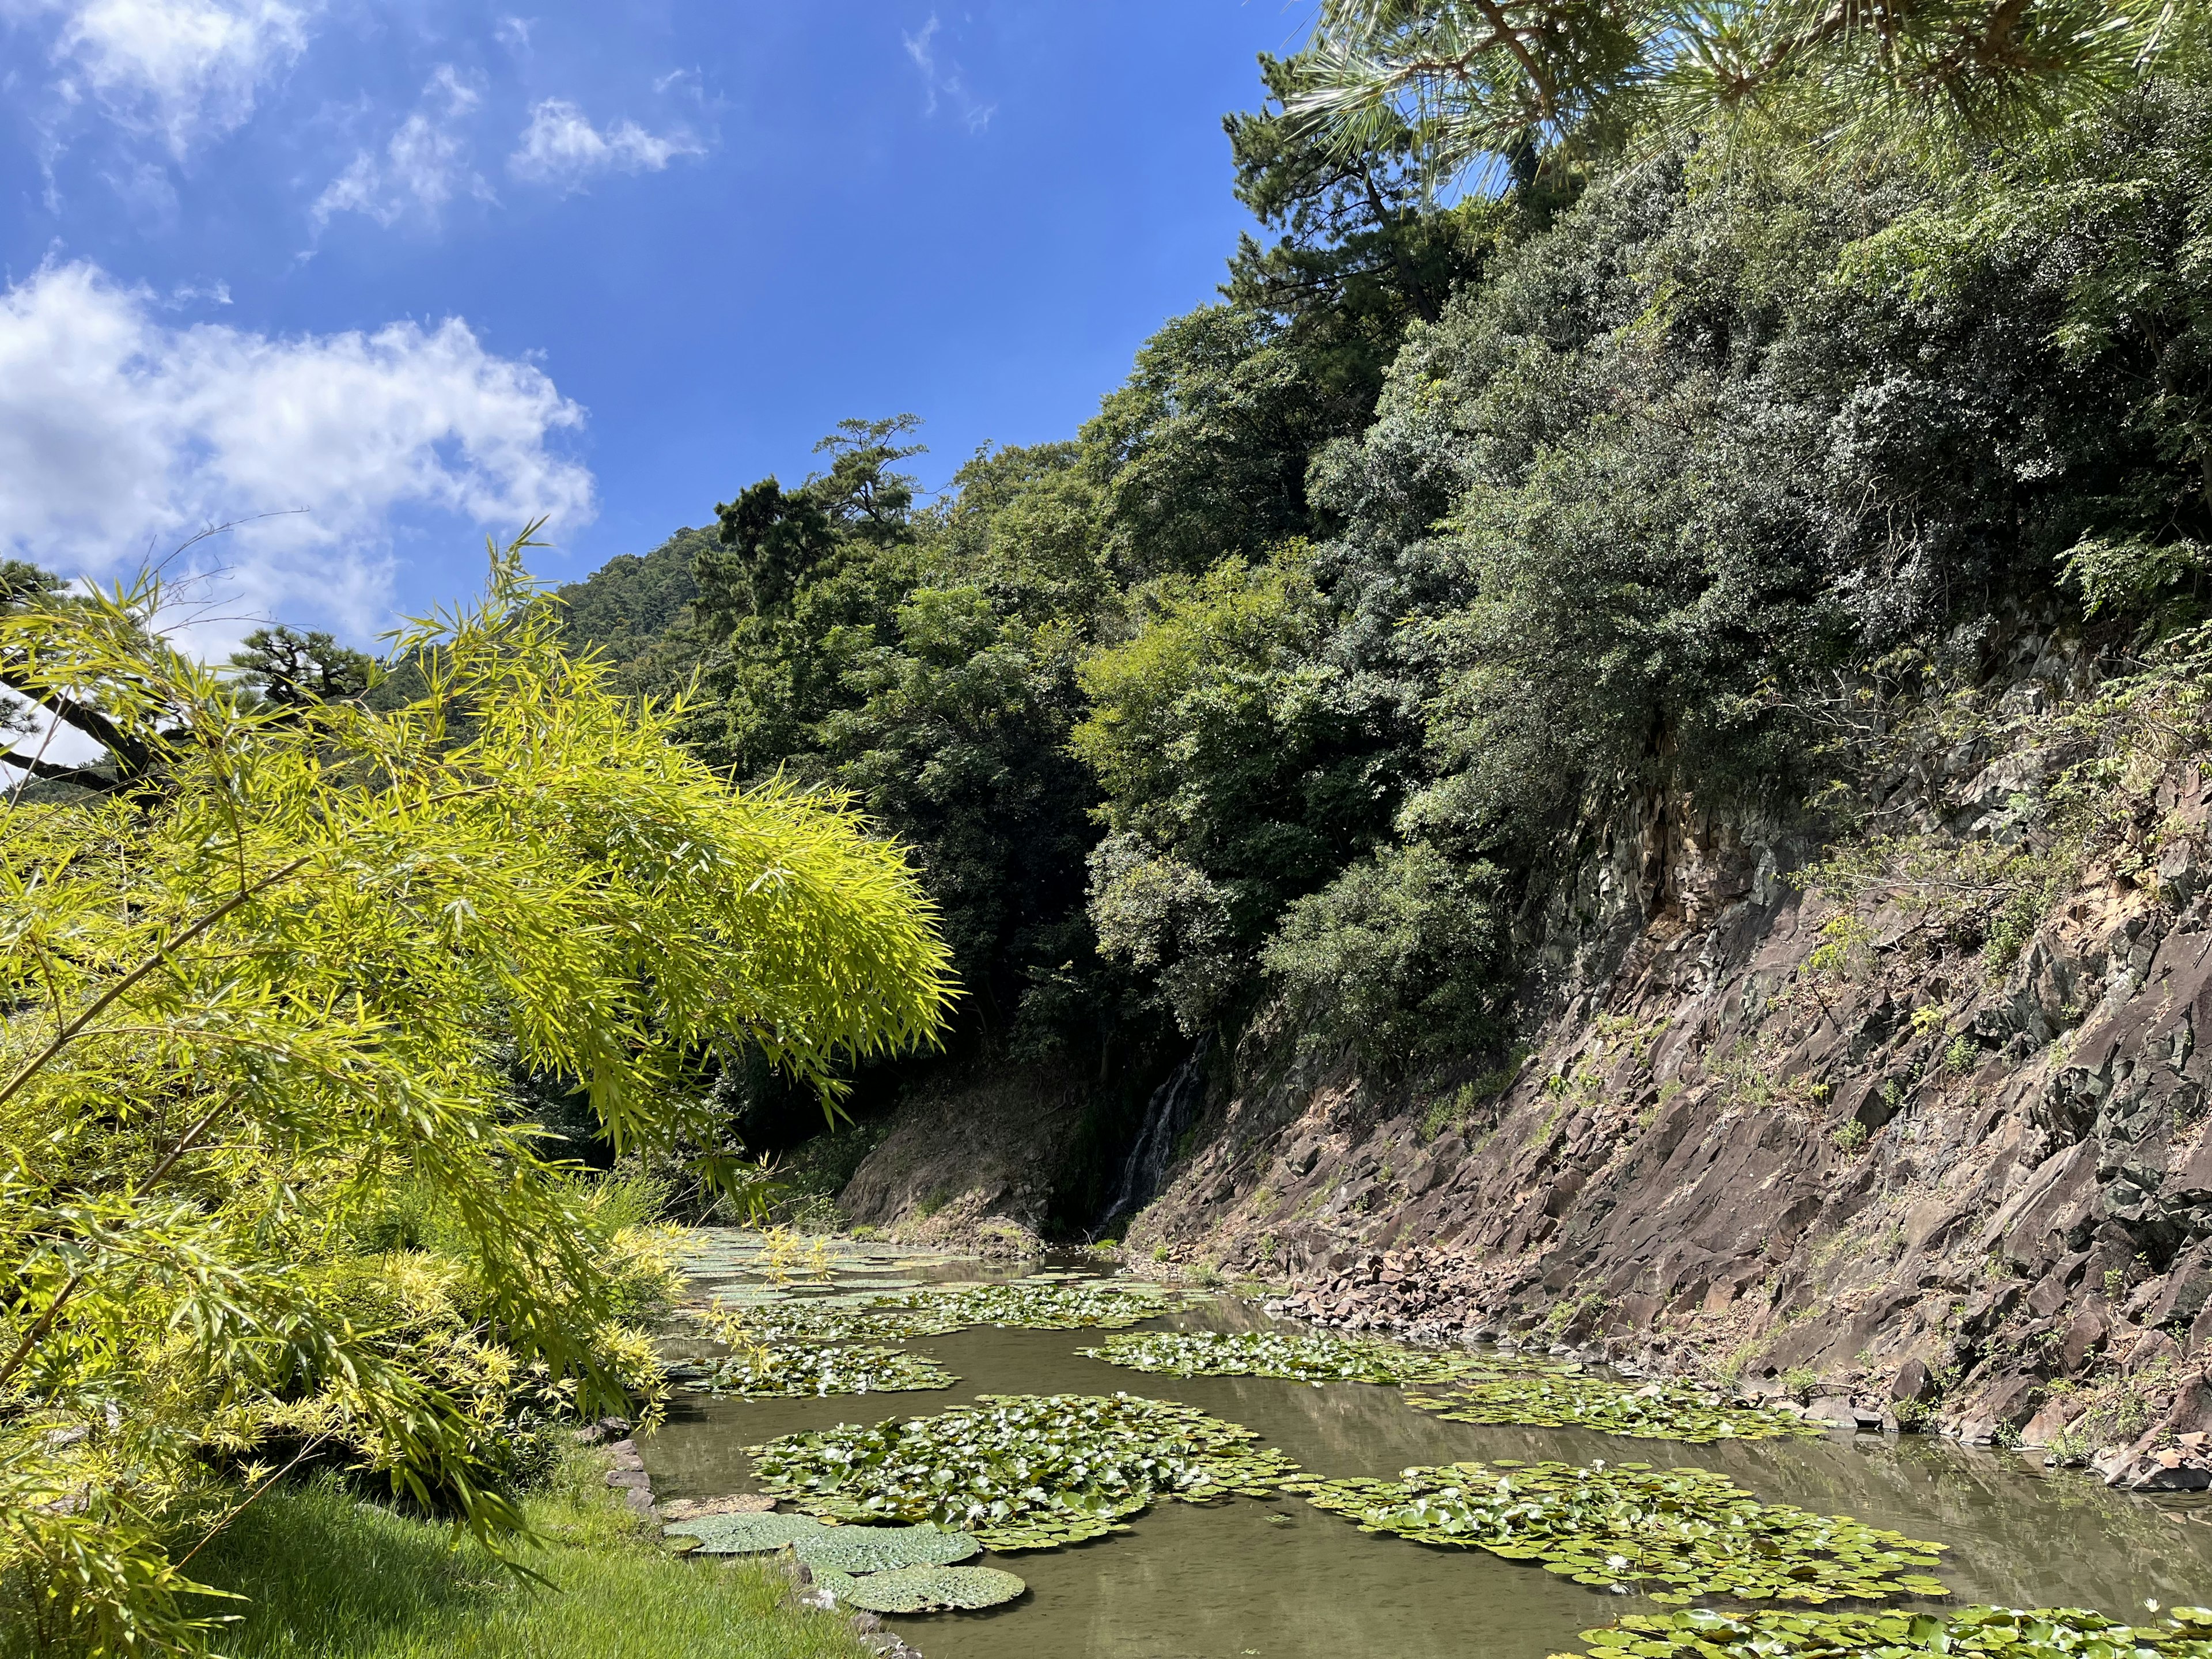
left=2094, top=1436, right=2212, bottom=1491
left=2086, top=1382, right=2212, bottom=1491
left=1271, top=1248, right=1498, bottom=1338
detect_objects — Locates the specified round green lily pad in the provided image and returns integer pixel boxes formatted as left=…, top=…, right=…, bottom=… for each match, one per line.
left=662, top=1511, right=832, bottom=1555
left=825, top=1565, right=1028, bottom=1613
left=794, top=1525, right=979, bottom=1574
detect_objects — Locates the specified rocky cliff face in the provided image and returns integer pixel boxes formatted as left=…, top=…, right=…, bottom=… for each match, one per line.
left=834, top=633, right=2212, bottom=1481
left=1113, top=637, right=2212, bottom=1479
left=835, top=1063, right=1094, bottom=1252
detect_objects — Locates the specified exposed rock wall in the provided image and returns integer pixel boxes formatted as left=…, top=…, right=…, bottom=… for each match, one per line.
left=836, top=1063, right=1094, bottom=1252
left=1123, top=660, right=2212, bottom=1467
left=828, top=637, right=2212, bottom=1475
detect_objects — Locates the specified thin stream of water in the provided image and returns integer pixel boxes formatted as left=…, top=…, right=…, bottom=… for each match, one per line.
left=645, top=1252, right=2212, bottom=1659
left=1093, top=1041, right=1211, bottom=1239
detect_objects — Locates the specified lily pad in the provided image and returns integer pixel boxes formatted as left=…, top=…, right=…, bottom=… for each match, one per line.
left=815, top=1565, right=1028, bottom=1613
left=794, top=1525, right=979, bottom=1574
left=1080, top=1329, right=1501, bottom=1387
left=658, top=1494, right=777, bottom=1522
left=748, top=1392, right=1303, bottom=1551
left=1287, top=1459, right=1948, bottom=1606
left=1408, top=1372, right=1826, bottom=1444
left=1562, top=1604, right=2212, bottom=1657
left=662, top=1511, right=834, bottom=1555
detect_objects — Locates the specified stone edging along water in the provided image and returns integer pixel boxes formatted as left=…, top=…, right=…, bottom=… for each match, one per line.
left=580, top=1417, right=923, bottom=1659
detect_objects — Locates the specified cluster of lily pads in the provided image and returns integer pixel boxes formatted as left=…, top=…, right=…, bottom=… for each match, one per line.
left=661, top=1510, right=1023, bottom=1613
left=1079, top=1328, right=1814, bottom=1447
left=674, top=1231, right=971, bottom=1287
left=1285, top=1459, right=1948, bottom=1605
left=1407, top=1372, right=1824, bottom=1445
left=746, top=1392, right=1302, bottom=1550
left=679, top=1267, right=1194, bottom=1398
left=1564, top=1605, right=2212, bottom=1658
left=877, top=1279, right=1192, bottom=1333
left=691, top=1343, right=957, bottom=1399
left=1077, top=1328, right=1510, bottom=1386
left=705, top=1298, right=898, bottom=1347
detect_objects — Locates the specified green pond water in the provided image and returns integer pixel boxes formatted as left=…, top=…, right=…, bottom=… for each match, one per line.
left=644, top=1244, right=2212, bottom=1659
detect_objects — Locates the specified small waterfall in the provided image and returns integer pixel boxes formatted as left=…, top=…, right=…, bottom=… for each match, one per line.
left=1093, top=1037, right=1211, bottom=1237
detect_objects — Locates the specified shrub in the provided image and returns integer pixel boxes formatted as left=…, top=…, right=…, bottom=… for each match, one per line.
left=1263, top=841, right=1505, bottom=1067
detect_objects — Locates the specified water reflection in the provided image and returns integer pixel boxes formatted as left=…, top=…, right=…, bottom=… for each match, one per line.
left=642, top=1287, right=2212, bottom=1659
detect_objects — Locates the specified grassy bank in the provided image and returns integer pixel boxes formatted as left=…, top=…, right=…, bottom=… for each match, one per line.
left=185, top=1449, right=871, bottom=1659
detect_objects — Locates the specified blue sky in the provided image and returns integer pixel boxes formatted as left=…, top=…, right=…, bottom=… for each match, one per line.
left=0, top=1, right=1313, bottom=644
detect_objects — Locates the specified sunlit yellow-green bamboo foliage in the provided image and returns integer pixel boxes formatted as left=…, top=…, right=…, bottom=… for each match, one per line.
left=0, top=536, right=954, bottom=1655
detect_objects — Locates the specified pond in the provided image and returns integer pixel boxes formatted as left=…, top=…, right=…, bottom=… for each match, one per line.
left=641, top=1233, right=2212, bottom=1659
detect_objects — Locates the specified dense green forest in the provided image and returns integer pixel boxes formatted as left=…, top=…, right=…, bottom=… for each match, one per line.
left=553, top=29, right=2212, bottom=1152
left=10, top=5, right=2212, bottom=1651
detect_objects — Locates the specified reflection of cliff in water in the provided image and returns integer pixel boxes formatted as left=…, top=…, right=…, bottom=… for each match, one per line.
left=644, top=1282, right=2212, bottom=1659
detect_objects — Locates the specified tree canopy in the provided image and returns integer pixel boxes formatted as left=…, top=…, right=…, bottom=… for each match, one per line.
left=1290, top=0, right=2192, bottom=183
left=546, top=25, right=2212, bottom=1090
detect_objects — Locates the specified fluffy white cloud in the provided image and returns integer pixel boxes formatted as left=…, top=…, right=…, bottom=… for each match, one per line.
left=11, top=0, right=310, bottom=155
left=0, top=261, right=593, bottom=637
left=312, top=66, right=490, bottom=230
left=507, top=97, right=700, bottom=192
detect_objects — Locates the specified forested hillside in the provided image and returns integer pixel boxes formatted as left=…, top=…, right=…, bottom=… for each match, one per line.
left=554, top=24, right=2212, bottom=1243
left=35, top=7, right=2212, bottom=1653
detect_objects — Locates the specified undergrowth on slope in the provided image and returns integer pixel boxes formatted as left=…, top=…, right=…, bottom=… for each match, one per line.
left=1802, top=624, right=2212, bottom=979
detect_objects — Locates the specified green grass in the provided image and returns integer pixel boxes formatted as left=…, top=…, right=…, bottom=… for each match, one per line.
left=186, top=1449, right=871, bottom=1659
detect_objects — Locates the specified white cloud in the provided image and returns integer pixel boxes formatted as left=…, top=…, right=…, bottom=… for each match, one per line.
left=12, top=0, right=310, bottom=156
left=507, top=97, right=701, bottom=192
left=0, top=261, right=593, bottom=637
left=902, top=14, right=993, bottom=134
left=312, top=66, right=489, bottom=231
left=493, top=14, right=529, bottom=54
left=163, top=279, right=233, bottom=307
